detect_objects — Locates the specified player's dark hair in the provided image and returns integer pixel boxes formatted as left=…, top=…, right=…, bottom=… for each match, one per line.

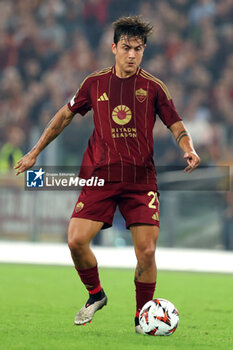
left=113, top=16, right=153, bottom=45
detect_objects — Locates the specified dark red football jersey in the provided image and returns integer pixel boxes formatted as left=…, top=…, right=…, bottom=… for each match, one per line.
left=68, top=66, right=182, bottom=188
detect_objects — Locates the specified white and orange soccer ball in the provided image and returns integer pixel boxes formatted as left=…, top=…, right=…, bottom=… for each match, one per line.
left=139, top=298, right=179, bottom=336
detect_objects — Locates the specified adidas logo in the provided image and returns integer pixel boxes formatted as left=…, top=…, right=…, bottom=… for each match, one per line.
left=152, top=213, right=159, bottom=221
left=97, top=92, right=109, bottom=101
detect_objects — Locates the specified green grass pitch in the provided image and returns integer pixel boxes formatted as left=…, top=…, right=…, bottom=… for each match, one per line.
left=0, top=264, right=232, bottom=350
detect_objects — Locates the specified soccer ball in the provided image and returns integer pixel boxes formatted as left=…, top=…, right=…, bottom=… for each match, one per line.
left=139, top=298, right=179, bottom=336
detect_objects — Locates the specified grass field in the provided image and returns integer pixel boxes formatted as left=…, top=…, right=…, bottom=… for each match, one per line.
left=0, top=264, right=232, bottom=350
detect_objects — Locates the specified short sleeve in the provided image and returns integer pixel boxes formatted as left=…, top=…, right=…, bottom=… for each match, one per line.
left=156, top=83, right=182, bottom=127
left=67, top=77, right=92, bottom=116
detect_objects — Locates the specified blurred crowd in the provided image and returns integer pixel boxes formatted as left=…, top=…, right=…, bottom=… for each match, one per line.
left=0, top=0, right=233, bottom=169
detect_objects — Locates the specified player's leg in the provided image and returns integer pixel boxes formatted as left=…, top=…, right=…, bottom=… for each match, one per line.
left=68, top=217, right=103, bottom=269
left=69, top=185, right=118, bottom=324
left=130, top=223, right=159, bottom=283
left=118, top=188, right=159, bottom=332
left=130, top=223, right=159, bottom=328
left=68, top=218, right=107, bottom=325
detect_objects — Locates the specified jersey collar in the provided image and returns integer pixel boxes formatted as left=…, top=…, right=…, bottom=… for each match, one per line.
left=112, top=66, right=141, bottom=79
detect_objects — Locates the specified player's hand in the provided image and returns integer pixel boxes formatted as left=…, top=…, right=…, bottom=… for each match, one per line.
left=184, top=151, right=200, bottom=174
left=14, top=153, right=37, bottom=176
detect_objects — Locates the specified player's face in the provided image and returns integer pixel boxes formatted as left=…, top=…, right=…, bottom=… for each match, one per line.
left=112, top=36, right=145, bottom=78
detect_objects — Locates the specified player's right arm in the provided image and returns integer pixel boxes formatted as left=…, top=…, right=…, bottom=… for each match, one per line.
left=15, top=105, right=75, bottom=175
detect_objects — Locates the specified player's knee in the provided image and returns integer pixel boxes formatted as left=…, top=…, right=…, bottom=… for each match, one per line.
left=137, top=246, right=156, bottom=265
left=67, top=230, right=88, bottom=254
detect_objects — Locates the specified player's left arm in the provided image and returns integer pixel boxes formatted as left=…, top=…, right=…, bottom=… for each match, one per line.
left=169, top=120, right=200, bottom=173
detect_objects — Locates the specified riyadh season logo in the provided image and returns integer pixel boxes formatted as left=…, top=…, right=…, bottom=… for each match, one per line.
left=112, top=105, right=132, bottom=125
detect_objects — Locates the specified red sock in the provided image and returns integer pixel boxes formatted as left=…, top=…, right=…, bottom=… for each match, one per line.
left=135, top=280, right=156, bottom=317
left=76, top=265, right=102, bottom=294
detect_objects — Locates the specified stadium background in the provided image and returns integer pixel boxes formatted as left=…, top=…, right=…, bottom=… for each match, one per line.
left=0, top=0, right=232, bottom=254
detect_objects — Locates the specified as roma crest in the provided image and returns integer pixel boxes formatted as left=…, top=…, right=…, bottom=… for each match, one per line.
left=135, top=88, right=148, bottom=103
left=75, top=202, right=84, bottom=213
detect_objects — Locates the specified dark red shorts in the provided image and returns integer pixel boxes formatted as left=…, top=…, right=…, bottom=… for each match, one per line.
left=71, top=183, right=160, bottom=229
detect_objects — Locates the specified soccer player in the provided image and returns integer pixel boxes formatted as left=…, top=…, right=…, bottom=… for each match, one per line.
left=15, top=16, right=200, bottom=333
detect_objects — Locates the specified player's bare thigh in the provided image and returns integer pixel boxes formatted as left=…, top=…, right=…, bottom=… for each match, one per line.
left=68, top=218, right=104, bottom=247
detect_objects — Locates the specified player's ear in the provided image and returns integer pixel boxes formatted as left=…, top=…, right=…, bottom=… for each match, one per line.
left=112, top=42, right=117, bottom=55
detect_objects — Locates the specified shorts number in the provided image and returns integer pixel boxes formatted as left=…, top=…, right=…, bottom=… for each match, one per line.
left=147, top=191, right=158, bottom=209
